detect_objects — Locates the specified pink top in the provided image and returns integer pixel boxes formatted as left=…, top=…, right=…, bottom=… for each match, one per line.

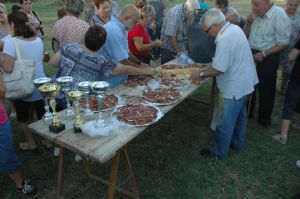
left=0, top=101, right=8, bottom=125
left=52, top=16, right=89, bottom=48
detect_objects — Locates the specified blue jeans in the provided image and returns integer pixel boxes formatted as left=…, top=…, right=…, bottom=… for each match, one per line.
left=211, top=95, right=249, bottom=159
left=0, top=121, right=22, bottom=174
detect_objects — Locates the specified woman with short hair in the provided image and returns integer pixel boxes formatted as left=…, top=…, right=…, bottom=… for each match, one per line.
left=49, top=25, right=157, bottom=108
left=128, top=5, right=162, bottom=64
left=1, top=11, right=45, bottom=150
left=90, top=0, right=111, bottom=26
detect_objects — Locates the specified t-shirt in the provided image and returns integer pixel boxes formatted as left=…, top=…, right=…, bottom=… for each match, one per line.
left=290, top=40, right=300, bottom=83
left=0, top=101, right=8, bottom=125
left=3, top=37, right=45, bottom=101
left=128, top=23, right=151, bottom=56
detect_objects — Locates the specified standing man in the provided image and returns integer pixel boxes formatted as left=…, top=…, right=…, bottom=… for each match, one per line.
left=160, top=0, right=199, bottom=64
left=244, top=0, right=291, bottom=127
left=192, top=8, right=258, bottom=159
left=101, top=4, right=148, bottom=88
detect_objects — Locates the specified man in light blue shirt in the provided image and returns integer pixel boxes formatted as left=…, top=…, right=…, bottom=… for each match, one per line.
left=192, top=9, right=258, bottom=159
left=100, top=4, right=147, bottom=87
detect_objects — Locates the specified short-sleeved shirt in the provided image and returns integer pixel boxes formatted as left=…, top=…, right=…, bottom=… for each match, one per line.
left=3, top=37, right=45, bottom=102
left=57, top=43, right=117, bottom=100
left=290, top=40, right=300, bottom=83
left=100, top=17, right=128, bottom=87
left=128, top=23, right=151, bottom=56
left=249, top=5, right=291, bottom=51
left=0, top=101, right=8, bottom=125
left=161, top=4, right=187, bottom=53
left=212, top=22, right=259, bottom=99
left=52, top=16, right=89, bottom=48
left=149, top=0, right=166, bottom=26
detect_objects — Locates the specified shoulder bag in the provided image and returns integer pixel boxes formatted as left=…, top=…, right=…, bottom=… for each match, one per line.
left=1, top=37, right=36, bottom=100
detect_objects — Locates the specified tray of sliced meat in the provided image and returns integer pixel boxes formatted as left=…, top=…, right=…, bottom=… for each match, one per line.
left=123, top=75, right=153, bottom=88
left=140, top=88, right=181, bottom=106
left=80, top=94, right=122, bottom=112
left=112, top=104, right=162, bottom=126
left=160, top=77, right=191, bottom=90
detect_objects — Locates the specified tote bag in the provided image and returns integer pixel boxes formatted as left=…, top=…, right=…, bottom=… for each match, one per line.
left=2, top=38, right=35, bottom=99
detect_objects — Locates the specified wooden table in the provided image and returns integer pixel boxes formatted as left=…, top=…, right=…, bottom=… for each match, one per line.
left=28, top=78, right=214, bottom=199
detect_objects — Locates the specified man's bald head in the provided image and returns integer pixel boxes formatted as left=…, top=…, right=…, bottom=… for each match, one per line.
left=118, top=4, right=140, bottom=30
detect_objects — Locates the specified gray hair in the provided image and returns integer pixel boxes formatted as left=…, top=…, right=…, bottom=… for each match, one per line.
left=185, top=0, right=200, bottom=12
left=66, top=0, right=84, bottom=17
left=141, top=5, right=156, bottom=18
left=200, top=8, right=226, bottom=28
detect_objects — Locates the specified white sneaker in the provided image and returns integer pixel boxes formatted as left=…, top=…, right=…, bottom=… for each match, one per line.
left=10, top=112, right=16, bottom=118
left=53, top=147, right=60, bottom=157
left=296, top=160, right=300, bottom=168
left=75, top=154, right=82, bottom=162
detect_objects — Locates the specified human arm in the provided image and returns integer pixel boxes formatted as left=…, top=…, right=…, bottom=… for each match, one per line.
left=112, top=63, right=157, bottom=76
left=133, top=37, right=162, bottom=52
left=243, top=13, right=255, bottom=37
left=48, top=51, right=61, bottom=68
left=127, top=53, right=149, bottom=68
left=0, top=73, right=6, bottom=99
left=253, top=44, right=288, bottom=62
left=191, top=63, right=222, bottom=81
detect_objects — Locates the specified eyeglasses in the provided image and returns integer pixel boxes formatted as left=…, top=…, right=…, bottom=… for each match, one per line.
left=203, top=25, right=213, bottom=34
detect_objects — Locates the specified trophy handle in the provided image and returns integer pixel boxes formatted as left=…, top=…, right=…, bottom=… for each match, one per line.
left=49, top=98, right=62, bottom=127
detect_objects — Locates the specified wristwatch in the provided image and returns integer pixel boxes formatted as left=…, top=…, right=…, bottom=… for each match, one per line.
left=200, top=72, right=205, bottom=78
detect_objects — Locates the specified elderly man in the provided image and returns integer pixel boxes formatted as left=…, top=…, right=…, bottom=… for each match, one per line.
left=160, top=0, right=199, bottom=64
left=100, top=4, right=148, bottom=88
left=244, top=0, right=291, bottom=127
left=52, top=0, right=89, bottom=49
left=191, top=8, right=258, bottom=159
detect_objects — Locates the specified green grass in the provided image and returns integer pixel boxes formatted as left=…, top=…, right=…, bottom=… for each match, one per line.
left=1, top=0, right=300, bottom=198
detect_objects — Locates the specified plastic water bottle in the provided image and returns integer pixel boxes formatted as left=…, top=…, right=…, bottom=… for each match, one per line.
left=177, top=53, right=195, bottom=64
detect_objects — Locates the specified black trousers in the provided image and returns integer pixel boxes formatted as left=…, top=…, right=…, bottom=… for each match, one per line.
left=249, top=51, right=279, bottom=125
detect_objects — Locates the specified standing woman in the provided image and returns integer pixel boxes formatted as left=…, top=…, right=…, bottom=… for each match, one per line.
left=90, top=0, right=111, bottom=26
left=19, top=0, right=43, bottom=38
left=128, top=5, right=162, bottom=64
left=1, top=11, right=45, bottom=150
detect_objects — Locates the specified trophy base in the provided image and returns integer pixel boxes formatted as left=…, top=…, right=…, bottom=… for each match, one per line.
left=73, top=125, right=82, bottom=133
left=49, top=123, right=66, bottom=134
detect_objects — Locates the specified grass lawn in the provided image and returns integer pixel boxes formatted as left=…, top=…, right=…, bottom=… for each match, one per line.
left=1, top=0, right=300, bottom=199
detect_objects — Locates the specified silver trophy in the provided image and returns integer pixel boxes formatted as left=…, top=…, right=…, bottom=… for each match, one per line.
left=78, top=81, right=93, bottom=115
left=90, top=81, right=110, bottom=127
left=56, top=76, right=74, bottom=116
left=33, top=77, right=52, bottom=123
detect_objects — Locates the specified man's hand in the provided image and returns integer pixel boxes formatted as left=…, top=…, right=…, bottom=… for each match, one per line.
left=253, top=52, right=264, bottom=62
left=140, top=62, right=150, bottom=68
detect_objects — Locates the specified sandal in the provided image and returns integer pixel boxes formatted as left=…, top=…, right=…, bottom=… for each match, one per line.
left=41, top=140, right=53, bottom=149
left=19, top=142, right=37, bottom=151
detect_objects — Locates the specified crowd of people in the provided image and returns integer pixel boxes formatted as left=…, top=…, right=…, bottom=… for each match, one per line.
left=0, top=0, right=300, bottom=197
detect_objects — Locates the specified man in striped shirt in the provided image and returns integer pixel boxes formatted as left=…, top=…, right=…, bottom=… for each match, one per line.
left=244, top=0, right=291, bottom=127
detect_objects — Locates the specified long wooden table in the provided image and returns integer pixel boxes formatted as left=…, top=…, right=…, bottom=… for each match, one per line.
left=28, top=77, right=214, bottom=199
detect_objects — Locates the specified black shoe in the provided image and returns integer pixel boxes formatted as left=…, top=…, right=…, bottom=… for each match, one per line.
left=200, top=148, right=212, bottom=157
left=18, top=179, right=38, bottom=197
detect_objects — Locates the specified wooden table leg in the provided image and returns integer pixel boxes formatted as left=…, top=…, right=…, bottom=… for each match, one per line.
left=56, top=146, right=64, bottom=199
left=122, top=149, right=140, bottom=199
left=108, top=151, right=120, bottom=199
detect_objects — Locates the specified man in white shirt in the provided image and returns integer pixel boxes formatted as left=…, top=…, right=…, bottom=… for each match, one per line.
left=244, top=0, right=291, bottom=127
left=192, top=8, right=259, bottom=159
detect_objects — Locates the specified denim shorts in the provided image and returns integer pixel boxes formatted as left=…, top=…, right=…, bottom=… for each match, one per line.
left=282, top=81, right=300, bottom=120
left=0, top=121, right=22, bottom=175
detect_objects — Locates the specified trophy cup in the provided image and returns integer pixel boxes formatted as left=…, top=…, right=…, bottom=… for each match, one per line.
left=33, top=77, right=52, bottom=123
left=68, top=91, right=84, bottom=133
left=90, top=81, right=110, bottom=127
left=38, top=83, right=66, bottom=133
left=78, top=81, right=93, bottom=115
left=56, top=76, right=74, bottom=116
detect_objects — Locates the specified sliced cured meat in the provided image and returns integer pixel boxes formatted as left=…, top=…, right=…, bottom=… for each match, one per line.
left=80, top=94, right=118, bottom=111
left=161, top=64, right=183, bottom=69
left=160, top=77, right=186, bottom=87
left=141, top=88, right=181, bottom=105
left=116, top=104, right=158, bottom=125
left=124, top=75, right=153, bottom=87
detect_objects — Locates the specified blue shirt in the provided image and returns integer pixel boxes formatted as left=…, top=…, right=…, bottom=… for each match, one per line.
left=100, top=17, right=128, bottom=87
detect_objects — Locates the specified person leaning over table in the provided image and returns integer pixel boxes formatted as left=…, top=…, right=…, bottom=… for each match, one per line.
left=48, top=25, right=157, bottom=110
left=128, top=5, right=162, bottom=65
left=160, top=0, right=200, bottom=64
left=0, top=72, right=38, bottom=197
left=191, top=8, right=258, bottom=159
left=244, top=0, right=291, bottom=127
left=1, top=11, right=46, bottom=151
left=100, top=4, right=150, bottom=88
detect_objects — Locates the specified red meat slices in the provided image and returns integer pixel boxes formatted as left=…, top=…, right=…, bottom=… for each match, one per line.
left=141, top=88, right=181, bottom=104
left=161, top=64, right=183, bottom=69
left=116, top=104, right=158, bottom=125
left=80, top=94, right=118, bottom=111
left=124, top=76, right=153, bottom=87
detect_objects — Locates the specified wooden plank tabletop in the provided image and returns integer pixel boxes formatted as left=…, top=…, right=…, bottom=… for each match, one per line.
left=28, top=78, right=204, bottom=163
